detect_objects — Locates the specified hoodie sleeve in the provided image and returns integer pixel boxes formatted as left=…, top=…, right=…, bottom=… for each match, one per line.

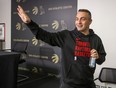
left=95, top=36, right=106, bottom=65
left=26, top=20, right=67, bottom=48
left=90, top=34, right=106, bottom=65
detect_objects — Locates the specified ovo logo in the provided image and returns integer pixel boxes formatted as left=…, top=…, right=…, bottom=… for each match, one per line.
left=52, top=20, right=59, bottom=30
left=39, top=6, right=45, bottom=15
left=51, top=54, right=59, bottom=64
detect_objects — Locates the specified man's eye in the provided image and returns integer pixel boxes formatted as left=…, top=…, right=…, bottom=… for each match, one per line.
left=81, top=18, right=87, bottom=21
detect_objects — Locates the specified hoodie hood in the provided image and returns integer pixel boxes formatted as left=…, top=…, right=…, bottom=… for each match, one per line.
left=73, top=28, right=95, bottom=38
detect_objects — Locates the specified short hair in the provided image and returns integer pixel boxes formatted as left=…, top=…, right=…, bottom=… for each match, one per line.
left=78, top=9, right=92, bottom=19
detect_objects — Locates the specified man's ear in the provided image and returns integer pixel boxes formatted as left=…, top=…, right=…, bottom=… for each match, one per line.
left=89, top=19, right=92, bottom=25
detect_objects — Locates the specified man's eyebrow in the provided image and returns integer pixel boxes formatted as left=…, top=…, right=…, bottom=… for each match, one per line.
left=76, top=17, right=87, bottom=19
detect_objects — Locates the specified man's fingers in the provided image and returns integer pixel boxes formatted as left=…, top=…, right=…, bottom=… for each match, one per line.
left=90, top=49, right=99, bottom=59
left=17, top=5, right=31, bottom=23
left=17, top=5, right=25, bottom=15
left=91, top=49, right=97, bottom=53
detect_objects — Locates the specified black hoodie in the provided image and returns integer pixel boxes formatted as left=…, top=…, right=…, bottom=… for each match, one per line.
left=26, top=21, right=106, bottom=88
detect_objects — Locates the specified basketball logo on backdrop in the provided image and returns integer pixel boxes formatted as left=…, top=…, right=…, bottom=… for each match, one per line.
left=32, top=6, right=39, bottom=15
left=32, top=6, right=45, bottom=15
left=32, top=37, right=45, bottom=46
left=16, top=22, right=26, bottom=31
left=51, top=54, right=59, bottom=63
left=32, top=37, right=38, bottom=46
left=16, top=22, right=21, bottom=30
left=52, top=20, right=59, bottom=30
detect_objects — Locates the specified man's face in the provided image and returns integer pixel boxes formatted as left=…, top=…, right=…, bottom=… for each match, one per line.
left=75, top=11, right=92, bottom=32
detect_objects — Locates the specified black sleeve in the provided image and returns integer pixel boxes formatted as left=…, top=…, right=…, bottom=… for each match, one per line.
left=96, top=37, right=106, bottom=65
left=26, top=20, right=67, bottom=47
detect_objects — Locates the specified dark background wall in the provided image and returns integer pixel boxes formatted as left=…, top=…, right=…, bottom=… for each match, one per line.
left=11, top=0, right=77, bottom=75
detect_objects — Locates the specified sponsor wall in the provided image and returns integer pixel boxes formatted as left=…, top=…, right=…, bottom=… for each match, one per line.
left=11, top=0, right=77, bottom=74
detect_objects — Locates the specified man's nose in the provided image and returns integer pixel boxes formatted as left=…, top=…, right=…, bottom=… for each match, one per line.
left=77, top=19, right=81, bottom=24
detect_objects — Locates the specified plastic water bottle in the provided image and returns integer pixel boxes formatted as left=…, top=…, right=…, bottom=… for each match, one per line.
left=89, top=57, right=96, bottom=68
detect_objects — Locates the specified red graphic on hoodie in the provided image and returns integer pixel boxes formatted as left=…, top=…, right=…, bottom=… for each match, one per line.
left=74, top=38, right=90, bottom=57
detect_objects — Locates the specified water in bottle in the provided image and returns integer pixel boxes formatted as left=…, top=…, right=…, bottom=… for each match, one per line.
left=89, top=57, right=96, bottom=68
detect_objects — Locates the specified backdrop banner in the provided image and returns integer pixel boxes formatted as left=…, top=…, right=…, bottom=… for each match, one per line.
left=11, top=0, right=77, bottom=75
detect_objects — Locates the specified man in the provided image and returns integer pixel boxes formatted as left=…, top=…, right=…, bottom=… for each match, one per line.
left=17, top=5, right=106, bottom=88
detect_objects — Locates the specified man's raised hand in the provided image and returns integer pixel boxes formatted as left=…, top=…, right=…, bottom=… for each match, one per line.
left=17, top=5, right=31, bottom=23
